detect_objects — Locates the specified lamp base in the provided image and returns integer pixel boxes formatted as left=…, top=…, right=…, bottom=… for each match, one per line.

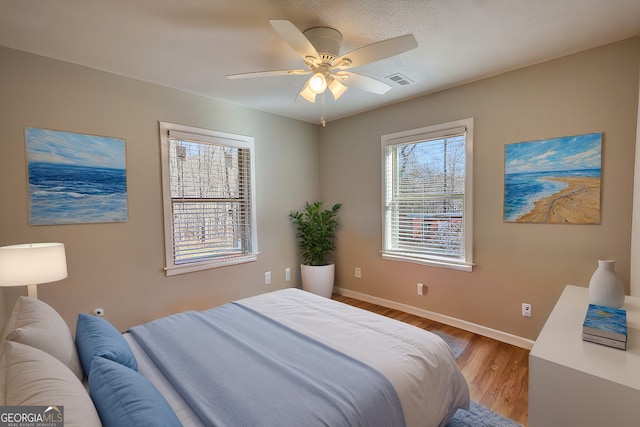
left=27, top=284, right=38, bottom=298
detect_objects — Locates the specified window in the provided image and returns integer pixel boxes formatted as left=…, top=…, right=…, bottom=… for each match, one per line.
left=381, top=118, right=473, bottom=271
left=159, top=122, right=258, bottom=276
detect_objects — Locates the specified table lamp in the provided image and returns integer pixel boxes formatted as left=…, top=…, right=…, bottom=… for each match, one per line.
left=0, top=243, right=68, bottom=298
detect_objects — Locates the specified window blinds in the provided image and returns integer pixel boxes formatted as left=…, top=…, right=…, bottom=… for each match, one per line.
left=168, top=131, right=253, bottom=265
left=385, top=128, right=467, bottom=261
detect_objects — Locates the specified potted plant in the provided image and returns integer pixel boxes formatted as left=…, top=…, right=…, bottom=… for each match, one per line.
left=289, top=201, right=342, bottom=298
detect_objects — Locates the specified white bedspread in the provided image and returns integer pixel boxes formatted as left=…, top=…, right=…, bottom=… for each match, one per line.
left=125, top=288, right=469, bottom=427
left=240, top=289, right=469, bottom=427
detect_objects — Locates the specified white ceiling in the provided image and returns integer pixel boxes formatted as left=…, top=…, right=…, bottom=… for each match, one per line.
left=1, top=0, right=639, bottom=125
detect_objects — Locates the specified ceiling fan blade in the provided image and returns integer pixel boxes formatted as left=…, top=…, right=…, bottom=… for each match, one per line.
left=341, top=72, right=392, bottom=95
left=333, top=34, right=418, bottom=70
left=269, top=20, right=319, bottom=62
left=299, top=80, right=317, bottom=103
left=328, top=78, right=348, bottom=100
left=226, top=69, right=309, bottom=79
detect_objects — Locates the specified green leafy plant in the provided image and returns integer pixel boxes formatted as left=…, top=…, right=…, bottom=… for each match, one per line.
left=289, top=201, right=342, bottom=266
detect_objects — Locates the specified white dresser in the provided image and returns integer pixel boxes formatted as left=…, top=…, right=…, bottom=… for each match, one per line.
left=529, top=285, right=640, bottom=426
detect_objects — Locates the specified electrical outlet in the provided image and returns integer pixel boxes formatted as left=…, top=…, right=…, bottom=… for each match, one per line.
left=265, top=271, right=271, bottom=285
left=355, top=267, right=361, bottom=278
left=522, top=303, right=532, bottom=318
left=285, top=267, right=291, bottom=282
left=417, top=283, right=424, bottom=295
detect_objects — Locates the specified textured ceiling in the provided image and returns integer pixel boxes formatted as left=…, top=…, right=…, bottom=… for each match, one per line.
left=1, top=0, right=639, bottom=124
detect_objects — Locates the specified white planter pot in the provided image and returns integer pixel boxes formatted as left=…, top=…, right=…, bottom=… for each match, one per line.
left=300, top=263, right=335, bottom=298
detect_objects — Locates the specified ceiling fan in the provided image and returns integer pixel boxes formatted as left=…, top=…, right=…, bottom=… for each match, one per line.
left=227, top=20, right=418, bottom=103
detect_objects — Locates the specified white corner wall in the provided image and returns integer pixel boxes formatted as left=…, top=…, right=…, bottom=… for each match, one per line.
left=631, top=65, right=640, bottom=297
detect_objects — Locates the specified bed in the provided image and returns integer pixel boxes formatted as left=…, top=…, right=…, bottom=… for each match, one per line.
left=0, top=288, right=470, bottom=427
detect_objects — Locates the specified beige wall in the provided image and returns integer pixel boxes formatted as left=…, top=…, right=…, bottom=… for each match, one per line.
left=320, top=38, right=640, bottom=340
left=0, top=46, right=320, bottom=332
left=2, top=38, right=639, bottom=342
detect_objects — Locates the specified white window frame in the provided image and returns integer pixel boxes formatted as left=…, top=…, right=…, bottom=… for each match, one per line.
left=159, top=121, right=258, bottom=276
left=381, top=118, right=474, bottom=272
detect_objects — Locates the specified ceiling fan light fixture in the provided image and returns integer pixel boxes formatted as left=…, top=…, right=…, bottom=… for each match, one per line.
left=299, top=83, right=317, bottom=103
left=328, top=78, right=348, bottom=100
left=232, top=20, right=419, bottom=119
left=308, top=72, right=327, bottom=94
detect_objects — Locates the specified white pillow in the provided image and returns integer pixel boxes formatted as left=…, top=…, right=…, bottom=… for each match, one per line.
left=0, top=340, right=102, bottom=427
left=2, top=296, right=83, bottom=380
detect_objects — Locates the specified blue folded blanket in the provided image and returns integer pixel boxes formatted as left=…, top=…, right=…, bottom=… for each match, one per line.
left=129, top=302, right=406, bottom=427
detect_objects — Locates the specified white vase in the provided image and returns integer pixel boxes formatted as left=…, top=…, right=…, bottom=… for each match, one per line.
left=300, top=263, right=335, bottom=298
left=588, top=259, right=625, bottom=308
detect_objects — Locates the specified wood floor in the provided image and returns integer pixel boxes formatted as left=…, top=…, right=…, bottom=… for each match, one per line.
left=332, top=294, right=530, bottom=426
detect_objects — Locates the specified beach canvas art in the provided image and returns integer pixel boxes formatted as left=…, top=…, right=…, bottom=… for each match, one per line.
left=504, top=133, right=601, bottom=224
left=25, top=127, right=128, bottom=225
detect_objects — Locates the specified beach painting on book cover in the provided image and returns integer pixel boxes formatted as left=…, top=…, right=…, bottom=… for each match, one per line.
left=504, top=132, right=601, bottom=224
left=25, top=127, right=128, bottom=225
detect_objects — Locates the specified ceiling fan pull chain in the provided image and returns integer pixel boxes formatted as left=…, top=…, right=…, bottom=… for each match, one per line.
left=321, top=93, right=327, bottom=127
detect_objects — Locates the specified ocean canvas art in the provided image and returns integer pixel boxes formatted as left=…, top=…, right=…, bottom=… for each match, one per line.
left=504, top=133, right=601, bottom=224
left=26, top=127, right=128, bottom=225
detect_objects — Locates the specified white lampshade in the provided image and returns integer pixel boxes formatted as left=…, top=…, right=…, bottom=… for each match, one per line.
left=328, top=78, right=348, bottom=100
left=300, top=83, right=317, bottom=103
left=0, top=243, right=67, bottom=298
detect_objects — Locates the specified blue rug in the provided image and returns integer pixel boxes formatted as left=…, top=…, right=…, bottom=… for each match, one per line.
left=431, top=330, right=470, bottom=359
left=446, top=401, right=524, bottom=427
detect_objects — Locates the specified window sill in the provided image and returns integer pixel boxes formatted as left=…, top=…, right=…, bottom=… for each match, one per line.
left=381, top=251, right=473, bottom=272
left=164, top=253, right=259, bottom=276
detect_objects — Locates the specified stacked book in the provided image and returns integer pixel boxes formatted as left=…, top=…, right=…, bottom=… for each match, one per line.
left=582, top=304, right=627, bottom=350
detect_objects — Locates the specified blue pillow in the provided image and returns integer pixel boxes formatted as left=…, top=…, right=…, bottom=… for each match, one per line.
left=75, top=313, right=137, bottom=374
left=89, top=356, right=182, bottom=427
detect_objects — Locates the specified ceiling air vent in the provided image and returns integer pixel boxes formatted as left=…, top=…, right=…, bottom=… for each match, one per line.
left=386, top=73, right=414, bottom=86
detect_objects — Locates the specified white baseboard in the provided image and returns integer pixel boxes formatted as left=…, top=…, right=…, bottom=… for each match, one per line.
left=335, top=287, right=535, bottom=350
